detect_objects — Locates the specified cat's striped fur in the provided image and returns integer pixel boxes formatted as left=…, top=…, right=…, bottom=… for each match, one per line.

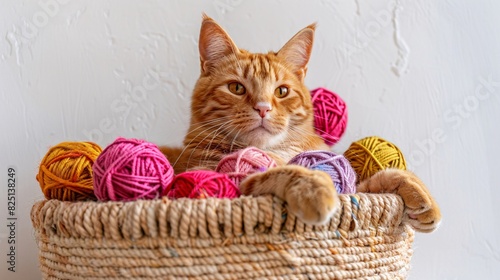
left=161, top=15, right=441, bottom=230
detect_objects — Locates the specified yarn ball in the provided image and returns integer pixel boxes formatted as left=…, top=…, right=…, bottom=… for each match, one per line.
left=164, top=170, right=241, bottom=199
left=36, top=142, right=102, bottom=201
left=93, top=137, right=174, bottom=201
left=311, top=87, right=348, bottom=146
left=343, top=136, right=407, bottom=183
left=288, top=150, right=356, bottom=194
left=216, top=147, right=277, bottom=186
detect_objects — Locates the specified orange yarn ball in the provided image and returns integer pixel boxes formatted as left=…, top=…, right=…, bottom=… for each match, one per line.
left=37, top=142, right=102, bottom=201
left=343, top=136, right=407, bottom=183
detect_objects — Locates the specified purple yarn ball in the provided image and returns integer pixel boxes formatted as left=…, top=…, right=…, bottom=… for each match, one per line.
left=288, top=151, right=356, bottom=194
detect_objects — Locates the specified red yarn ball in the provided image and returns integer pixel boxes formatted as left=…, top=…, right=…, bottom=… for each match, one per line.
left=216, top=147, right=277, bottom=186
left=311, top=87, right=348, bottom=146
left=93, top=137, right=174, bottom=201
left=164, top=170, right=241, bottom=199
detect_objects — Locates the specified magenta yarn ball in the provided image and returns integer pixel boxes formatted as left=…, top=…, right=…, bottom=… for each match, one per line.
left=288, top=150, right=356, bottom=194
left=163, top=170, right=241, bottom=199
left=216, top=147, right=277, bottom=186
left=93, top=137, right=174, bottom=201
left=311, top=87, right=348, bottom=146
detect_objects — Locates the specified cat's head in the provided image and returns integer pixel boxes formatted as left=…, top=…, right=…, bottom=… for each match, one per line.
left=189, top=15, right=318, bottom=150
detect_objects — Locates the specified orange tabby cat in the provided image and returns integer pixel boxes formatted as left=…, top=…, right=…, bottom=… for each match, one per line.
left=161, top=15, right=441, bottom=232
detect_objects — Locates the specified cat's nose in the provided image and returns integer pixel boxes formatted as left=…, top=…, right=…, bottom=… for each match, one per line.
left=254, top=102, right=272, bottom=118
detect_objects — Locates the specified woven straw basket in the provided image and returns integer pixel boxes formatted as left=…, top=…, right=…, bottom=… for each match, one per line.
left=31, top=193, right=414, bottom=279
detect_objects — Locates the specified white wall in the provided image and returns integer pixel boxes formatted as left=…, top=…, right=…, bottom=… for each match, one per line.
left=1, top=0, right=499, bottom=279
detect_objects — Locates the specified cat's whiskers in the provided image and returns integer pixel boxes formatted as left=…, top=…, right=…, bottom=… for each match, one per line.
left=185, top=119, right=233, bottom=169
left=198, top=122, right=239, bottom=167
left=306, top=115, right=343, bottom=136
left=278, top=133, right=301, bottom=150
left=229, top=129, right=242, bottom=153
left=276, top=126, right=313, bottom=150
left=289, top=126, right=313, bottom=137
left=199, top=127, right=240, bottom=168
left=184, top=117, right=231, bottom=141
left=171, top=119, right=231, bottom=169
left=290, top=125, right=325, bottom=140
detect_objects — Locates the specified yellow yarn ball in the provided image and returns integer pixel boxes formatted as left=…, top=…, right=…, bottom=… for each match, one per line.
left=343, top=136, right=407, bottom=183
left=36, top=142, right=102, bottom=201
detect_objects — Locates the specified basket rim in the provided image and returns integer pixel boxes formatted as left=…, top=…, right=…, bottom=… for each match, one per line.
left=31, top=193, right=407, bottom=242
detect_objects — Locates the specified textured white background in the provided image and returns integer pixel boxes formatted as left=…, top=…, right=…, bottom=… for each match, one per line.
left=1, top=0, right=500, bottom=279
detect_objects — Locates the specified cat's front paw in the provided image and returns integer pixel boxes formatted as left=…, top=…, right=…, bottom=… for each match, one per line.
left=239, top=165, right=339, bottom=225
left=285, top=169, right=340, bottom=225
left=358, top=168, right=442, bottom=233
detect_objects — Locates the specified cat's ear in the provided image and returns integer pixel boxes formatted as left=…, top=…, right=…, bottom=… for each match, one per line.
left=277, top=23, right=316, bottom=80
left=199, top=14, right=239, bottom=73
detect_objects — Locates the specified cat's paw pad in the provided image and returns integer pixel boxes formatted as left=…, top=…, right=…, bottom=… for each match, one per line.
left=406, top=205, right=441, bottom=233
left=382, top=169, right=442, bottom=232
left=285, top=169, right=339, bottom=225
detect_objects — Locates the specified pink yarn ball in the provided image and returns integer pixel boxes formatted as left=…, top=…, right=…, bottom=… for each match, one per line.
left=288, top=150, right=356, bottom=194
left=93, top=137, right=174, bottom=201
left=164, top=170, right=240, bottom=199
left=216, top=147, right=277, bottom=186
left=311, top=87, right=348, bottom=146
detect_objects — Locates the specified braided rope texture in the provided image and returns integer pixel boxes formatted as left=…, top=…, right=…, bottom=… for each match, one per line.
left=31, top=194, right=414, bottom=279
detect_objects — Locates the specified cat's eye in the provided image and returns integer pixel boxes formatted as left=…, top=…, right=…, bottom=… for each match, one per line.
left=274, top=86, right=289, bottom=98
left=228, top=82, right=246, bottom=95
